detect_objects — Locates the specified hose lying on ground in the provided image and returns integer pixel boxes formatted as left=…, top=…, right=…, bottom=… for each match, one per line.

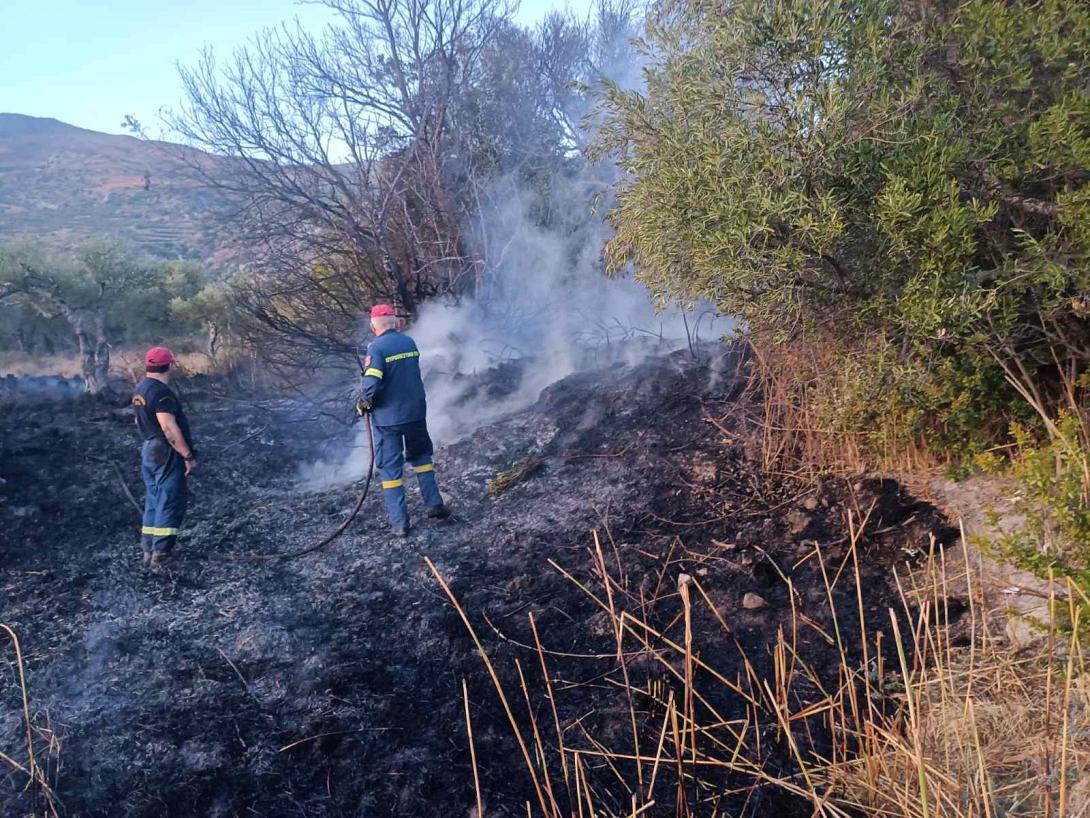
left=107, top=419, right=376, bottom=565
left=210, top=419, right=376, bottom=563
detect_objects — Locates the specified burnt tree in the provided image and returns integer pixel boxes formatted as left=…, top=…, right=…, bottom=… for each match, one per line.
left=167, top=0, right=515, bottom=369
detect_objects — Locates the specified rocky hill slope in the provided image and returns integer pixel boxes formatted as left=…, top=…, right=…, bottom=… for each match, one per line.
left=0, top=114, right=226, bottom=258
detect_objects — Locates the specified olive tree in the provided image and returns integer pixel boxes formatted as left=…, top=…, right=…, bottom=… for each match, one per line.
left=0, top=241, right=158, bottom=395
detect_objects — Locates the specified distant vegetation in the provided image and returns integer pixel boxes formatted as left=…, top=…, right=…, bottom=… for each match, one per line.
left=0, top=239, right=229, bottom=394
left=0, top=113, right=226, bottom=259
left=2, top=0, right=643, bottom=388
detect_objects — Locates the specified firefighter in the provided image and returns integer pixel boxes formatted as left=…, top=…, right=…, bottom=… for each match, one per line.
left=357, top=304, right=449, bottom=537
left=132, top=347, right=196, bottom=570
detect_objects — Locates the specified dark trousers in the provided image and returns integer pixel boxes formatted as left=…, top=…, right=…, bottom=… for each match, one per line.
left=140, top=438, right=187, bottom=553
left=374, top=419, right=443, bottom=529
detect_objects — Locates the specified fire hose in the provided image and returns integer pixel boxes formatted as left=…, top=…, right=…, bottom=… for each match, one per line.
left=111, top=418, right=377, bottom=564
left=216, top=416, right=379, bottom=562
left=238, top=349, right=377, bottom=561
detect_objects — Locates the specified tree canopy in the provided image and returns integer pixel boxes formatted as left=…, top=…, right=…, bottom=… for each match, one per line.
left=0, top=240, right=219, bottom=392
left=597, top=0, right=1090, bottom=456
left=165, top=0, right=639, bottom=371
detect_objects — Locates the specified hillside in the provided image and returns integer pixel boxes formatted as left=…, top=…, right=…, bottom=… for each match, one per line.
left=0, top=113, right=226, bottom=259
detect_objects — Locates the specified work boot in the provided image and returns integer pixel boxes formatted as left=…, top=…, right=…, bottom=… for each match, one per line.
left=394, top=526, right=411, bottom=539
left=426, top=504, right=451, bottom=520
left=142, top=551, right=153, bottom=567
left=149, top=550, right=173, bottom=572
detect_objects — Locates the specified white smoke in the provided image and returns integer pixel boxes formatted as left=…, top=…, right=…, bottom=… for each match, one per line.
left=297, top=173, right=730, bottom=491
left=413, top=172, right=730, bottom=444
left=297, top=6, right=733, bottom=488
left=296, top=187, right=729, bottom=490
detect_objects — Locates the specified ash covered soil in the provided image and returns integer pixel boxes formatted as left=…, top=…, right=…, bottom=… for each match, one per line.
left=1, top=348, right=958, bottom=817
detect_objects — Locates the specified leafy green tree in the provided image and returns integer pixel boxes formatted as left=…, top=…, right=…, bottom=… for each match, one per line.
left=0, top=240, right=159, bottom=394
left=0, top=299, right=69, bottom=356
left=596, top=0, right=1090, bottom=456
left=169, top=279, right=234, bottom=364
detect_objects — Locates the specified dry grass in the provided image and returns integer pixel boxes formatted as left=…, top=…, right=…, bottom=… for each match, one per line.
left=0, top=345, right=213, bottom=380
left=736, top=334, right=944, bottom=477
left=487, top=458, right=546, bottom=498
left=814, top=543, right=1090, bottom=818
left=434, top=520, right=1090, bottom=817
left=1, top=624, right=61, bottom=817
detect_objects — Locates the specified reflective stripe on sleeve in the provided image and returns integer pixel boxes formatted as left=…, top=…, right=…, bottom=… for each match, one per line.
left=141, top=526, right=179, bottom=536
left=384, top=351, right=420, bottom=363
left=412, top=464, right=434, bottom=474
left=364, top=368, right=384, bottom=378
left=381, top=479, right=404, bottom=489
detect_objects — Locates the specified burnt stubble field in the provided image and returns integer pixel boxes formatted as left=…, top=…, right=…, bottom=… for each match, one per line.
left=1, top=349, right=956, bottom=817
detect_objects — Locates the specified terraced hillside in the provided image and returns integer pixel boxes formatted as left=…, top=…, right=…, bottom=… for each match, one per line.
left=0, top=113, right=227, bottom=259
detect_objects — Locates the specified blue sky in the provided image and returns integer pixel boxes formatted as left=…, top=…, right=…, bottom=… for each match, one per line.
left=0, top=0, right=587, bottom=136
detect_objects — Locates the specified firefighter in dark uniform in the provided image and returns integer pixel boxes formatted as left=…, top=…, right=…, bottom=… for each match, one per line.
left=357, top=304, right=449, bottom=537
left=132, top=347, right=196, bottom=570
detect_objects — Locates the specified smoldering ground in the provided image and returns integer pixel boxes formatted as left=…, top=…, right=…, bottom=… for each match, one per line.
left=299, top=167, right=730, bottom=489
left=1, top=347, right=959, bottom=817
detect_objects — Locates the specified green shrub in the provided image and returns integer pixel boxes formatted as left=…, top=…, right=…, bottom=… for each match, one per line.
left=595, top=0, right=1090, bottom=462
left=989, top=414, right=1090, bottom=588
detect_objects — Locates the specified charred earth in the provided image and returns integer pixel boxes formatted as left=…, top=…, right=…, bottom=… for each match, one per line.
left=1, top=347, right=957, bottom=817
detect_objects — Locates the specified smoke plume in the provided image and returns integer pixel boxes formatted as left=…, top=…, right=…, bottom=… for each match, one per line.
left=297, top=8, right=732, bottom=488
left=298, top=170, right=730, bottom=490
left=415, top=173, right=729, bottom=444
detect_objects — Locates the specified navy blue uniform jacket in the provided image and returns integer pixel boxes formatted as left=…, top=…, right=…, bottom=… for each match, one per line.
left=360, top=330, right=427, bottom=427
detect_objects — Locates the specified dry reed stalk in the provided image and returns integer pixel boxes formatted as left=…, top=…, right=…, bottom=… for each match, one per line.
left=463, top=679, right=485, bottom=818
left=646, top=690, right=674, bottom=803
left=618, top=614, right=756, bottom=706
left=1, top=623, right=60, bottom=818
left=469, top=523, right=1090, bottom=817
left=890, top=607, right=932, bottom=818
left=515, top=659, right=561, bottom=817
left=0, top=624, right=37, bottom=784
left=573, top=751, right=586, bottom=818
left=529, top=611, right=571, bottom=797
left=676, top=574, right=697, bottom=781
left=668, top=692, right=689, bottom=817
left=594, top=530, right=645, bottom=796
left=425, top=558, right=552, bottom=818
left=847, top=511, right=877, bottom=728
left=575, top=721, right=633, bottom=796
left=579, top=760, right=599, bottom=818
left=819, top=540, right=1090, bottom=818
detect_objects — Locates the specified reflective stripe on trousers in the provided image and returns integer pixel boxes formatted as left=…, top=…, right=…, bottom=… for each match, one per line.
left=374, top=419, right=442, bottom=528
left=140, top=438, right=187, bottom=553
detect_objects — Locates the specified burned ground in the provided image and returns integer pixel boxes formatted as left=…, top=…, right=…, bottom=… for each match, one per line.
left=1, top=348, right=957, bottom=817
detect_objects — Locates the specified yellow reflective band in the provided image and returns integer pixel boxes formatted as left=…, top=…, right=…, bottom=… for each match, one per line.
left=381, top=479, right=404, bottom=489
left=141, top=526, right=179, bottom=536
left=412, top=464, right=434, bottom=474
left=364, top=368, right=384, bottom=378
left=384, top=350, right=420, bottom=363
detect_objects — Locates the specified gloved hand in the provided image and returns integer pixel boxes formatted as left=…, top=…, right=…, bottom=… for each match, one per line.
left=356, top=397, right=372, bottom=416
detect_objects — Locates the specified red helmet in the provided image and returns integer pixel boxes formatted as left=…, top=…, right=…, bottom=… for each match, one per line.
left=145, top=347, right=176, bottom=367
left=370, top=304, right=396, bottom=319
